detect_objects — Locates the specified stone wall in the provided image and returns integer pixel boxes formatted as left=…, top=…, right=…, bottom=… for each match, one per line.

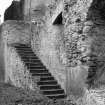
left=63, top=0, right=105, bottom=98
left=4, top=43, right=39, bottom=92
left=4, top=43, right=40, bottom=91
left=30, top=0, right=67, bottom=91
left=2, top=20, right=31, bottom=45
left=0, top=20, right=40, bottom=91
left=2, top=0, right=105, bottom=100
left=0, top=26, right=5, bottom=82
left=0, top=20, right=31, bottom=82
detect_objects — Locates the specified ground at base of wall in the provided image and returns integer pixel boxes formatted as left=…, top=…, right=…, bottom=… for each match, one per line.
left=1, top=82, right=104, bottom=105
left=0, top=82, right=76, bottom=105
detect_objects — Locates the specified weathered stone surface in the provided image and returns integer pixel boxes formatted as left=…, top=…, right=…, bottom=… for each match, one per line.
left=1, top=20, right=31, bottom=45
left=2, top=0, right=105, bottom=102
left=30, top=0, right=67, bottom=91
left=4, top=44, right=40, bottom=91
left=63, top=0, right=105, bottom=98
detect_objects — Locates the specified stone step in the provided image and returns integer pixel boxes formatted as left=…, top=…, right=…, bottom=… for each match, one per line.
left=14, top=44, right=66, bottom=99
left=17, top=52, right=37, bottom=57
left=28, top=66, right=46, bottom=70
left=32, top=73, right=51, bottom=76
left=15, top=47, right=32, bottom=51
left=17, top=53, right=37, bottom=58
left=17, top=51, right=35, bottom=57
left=40, top=76, right=55, bottom=81
left=27, top=64, right=45, bottom=67
left=40, top=85, right=61, bottom=90
left=30, top=69, right=48, bottom=73
left=17, top=50, right=35, bottom=54
left=22, top=56, right=39, bottom=59
left=14, top=44, right=30, bottom=47
left=37, top=80, right=57, bottom=85
left=16, top=49, right=35, bottom=53
left=42, top=89, right=64, bottom=95
left=14, top=43, right=29, bottom=46
left=22, top=58, right=41, bottom=63
left=14, top=45, right=30, bottom=48
left=45, top=94, right=66, bottom=99
left=25, top=62, right=43, bottom=66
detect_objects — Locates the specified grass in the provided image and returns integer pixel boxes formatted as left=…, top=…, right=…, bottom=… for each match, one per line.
left=0, top=82, right=76, bottom=105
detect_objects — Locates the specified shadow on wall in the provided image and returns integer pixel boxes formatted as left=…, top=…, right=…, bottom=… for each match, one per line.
left=0, top=25, right=5, bottom=82
left=53, top=12, right=63, bottom=25
left=4, top=0, right=24, bottom=21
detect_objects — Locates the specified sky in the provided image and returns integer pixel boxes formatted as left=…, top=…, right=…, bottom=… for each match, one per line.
left=0, top=0, right=13, bottom=23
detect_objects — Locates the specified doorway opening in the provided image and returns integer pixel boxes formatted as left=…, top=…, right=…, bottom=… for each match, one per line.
left=53, top=12, right=63, bottom=25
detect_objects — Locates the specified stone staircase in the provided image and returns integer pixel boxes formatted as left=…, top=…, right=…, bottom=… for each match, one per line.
left=14, top=44, right=66, bottom=99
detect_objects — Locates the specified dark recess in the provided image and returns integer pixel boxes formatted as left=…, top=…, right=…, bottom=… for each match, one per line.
left=53, top=12, right=63, bottom=25
left=4, top=0, right=24, bottom=21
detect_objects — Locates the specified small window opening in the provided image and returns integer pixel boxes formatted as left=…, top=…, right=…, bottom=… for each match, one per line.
left=53, top=12, right=63, bottom=25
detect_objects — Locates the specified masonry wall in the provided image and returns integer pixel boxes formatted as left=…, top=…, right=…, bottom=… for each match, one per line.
left=30, top=0, right=67, bottom=91
left=0, top=25, right=5, bottom=82
left=0, top=20, right=40, bottom=92
left=22, top=0, right=68, bottom=91
left=2, top=20, right=31, bottom=45
left=2, top=0, right=105, bottom=100
left=63, top=0, right=105, bottom=98
left=0, top=20, right=31, bottom=82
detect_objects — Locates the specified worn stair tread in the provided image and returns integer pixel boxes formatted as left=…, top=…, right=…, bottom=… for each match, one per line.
left=40, top=85, right=61, bottom=90
left=37, top=80, right=57, bottom=85
left=41, top=89, right=64, bottom=95
left=32, top=73, right=51, bottom=76
left=28, top=66, right=46, bottom=69
left=30, top=69, right=48, bottom=73
left=42, top=91, right=65, bottom=95
left=20, top=56, right=38, bottom=59
left=40, top=76, right=55, bottom=81
left=14, top=44, right=66, bottom=99
left=14, top=43, right=30, bottom=46
left=22, top=58, right=41, bottom=61
left=14, top=44, right=31, bottom=47
left=15, top=47, right=32, bottom=50
left=41, top=89, right=64, bottom=92
left=14, top=46, right=30, bottom=49
left=39, top=84, right=61, bottom=87
left=16, top=49, right=35, bottom=53
left=45, top=94, right=66, bottom=99
left=17, top=50, right=35, bottom=54
left=28, top=65, right=46, bottom=68
left=22, top=59, right=41, bottom=62
left=16, top=51, right=35, bottom=56
left=25, top=62, right=43, bottom=65
left=39, top=79, right=56, bottom=82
